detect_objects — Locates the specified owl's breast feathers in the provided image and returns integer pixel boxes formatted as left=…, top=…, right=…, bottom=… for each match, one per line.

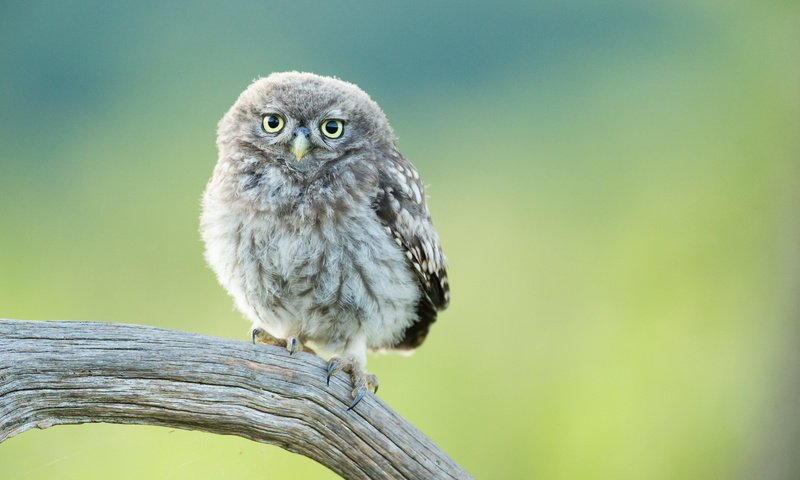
left=372, top=153, right=450, bottom=350
left=209, top=148, right=449, bottom=351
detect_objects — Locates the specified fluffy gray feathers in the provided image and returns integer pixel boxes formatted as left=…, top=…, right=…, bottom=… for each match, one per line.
left=200, top=72, right=449, bottom=363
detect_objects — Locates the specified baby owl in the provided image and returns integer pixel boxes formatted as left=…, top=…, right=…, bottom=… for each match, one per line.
left=200, top=72, right=449, bottom=409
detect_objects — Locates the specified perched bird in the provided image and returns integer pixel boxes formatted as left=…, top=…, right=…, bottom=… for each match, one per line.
left=200, top=72, right=449, bottom=408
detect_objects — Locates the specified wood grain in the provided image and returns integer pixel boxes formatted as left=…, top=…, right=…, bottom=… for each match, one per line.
left=0, top=319, right=472, bottom=480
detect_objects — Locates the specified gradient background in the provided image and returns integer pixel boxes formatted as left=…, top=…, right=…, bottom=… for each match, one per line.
left=1, top=1, right=799, bottom=479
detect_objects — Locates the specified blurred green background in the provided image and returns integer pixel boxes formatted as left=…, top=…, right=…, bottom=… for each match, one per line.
left=1, top=1, right=799, bottom=478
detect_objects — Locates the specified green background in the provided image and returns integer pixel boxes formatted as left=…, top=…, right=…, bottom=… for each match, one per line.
left=1, top=1, right=799, bottom=478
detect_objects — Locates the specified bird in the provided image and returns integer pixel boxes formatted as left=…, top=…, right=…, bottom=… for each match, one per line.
left=200, top=72, right=449, bottom=409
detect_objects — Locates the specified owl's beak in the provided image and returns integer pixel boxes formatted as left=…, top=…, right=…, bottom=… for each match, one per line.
left=290, top=127, right=312, bottom=160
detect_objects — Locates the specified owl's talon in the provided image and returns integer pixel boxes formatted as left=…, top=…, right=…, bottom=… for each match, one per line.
left=347, top=387, right=367, bottom=411
left=326, top=358, right=341, bottom=386
left=287, top=336, right=299, bottom=355
left=367, top=374, right=379, bottom=394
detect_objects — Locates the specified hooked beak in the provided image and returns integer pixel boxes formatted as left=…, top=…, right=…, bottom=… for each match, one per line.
left=290, top=127, right=312, bottom=160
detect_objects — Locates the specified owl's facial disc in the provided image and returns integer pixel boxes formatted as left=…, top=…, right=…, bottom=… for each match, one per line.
left=290, top=127, right=313, bottom=160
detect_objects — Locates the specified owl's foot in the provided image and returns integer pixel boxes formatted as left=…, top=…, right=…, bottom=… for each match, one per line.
left=251, top=327, right=283, bottom=346
left=251, top=328, right=314, bottom=355
left=326, top=356, right=379, bottom=410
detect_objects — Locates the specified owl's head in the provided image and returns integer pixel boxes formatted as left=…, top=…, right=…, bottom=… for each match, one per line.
left=217, top=72, right=394, bottom=173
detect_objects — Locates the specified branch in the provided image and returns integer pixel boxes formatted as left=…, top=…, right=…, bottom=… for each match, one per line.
left=0, top=319, right=472, bottom=480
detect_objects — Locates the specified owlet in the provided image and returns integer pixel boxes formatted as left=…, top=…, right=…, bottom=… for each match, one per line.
left=200, top=72, right=450, bottom=408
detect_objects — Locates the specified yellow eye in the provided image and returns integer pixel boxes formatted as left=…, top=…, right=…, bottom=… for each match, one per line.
left=320, top=119, right=344, bottom=139
left=262, top=114, right=285, bottom=133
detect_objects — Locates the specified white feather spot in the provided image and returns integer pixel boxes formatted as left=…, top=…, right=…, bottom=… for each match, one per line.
left=396, top=174, right=411, bottom=194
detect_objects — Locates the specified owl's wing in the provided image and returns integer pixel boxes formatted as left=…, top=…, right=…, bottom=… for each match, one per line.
left=373, top=153, right=450, bottom=350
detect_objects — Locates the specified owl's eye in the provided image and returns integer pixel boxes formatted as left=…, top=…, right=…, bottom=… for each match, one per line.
left=262, top=114, right=285, bottom=133
left=320, top=119, right=344, bottom=139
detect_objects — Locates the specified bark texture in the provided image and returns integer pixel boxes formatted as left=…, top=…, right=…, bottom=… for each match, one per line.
left=0, top=319, right=471, bottom=480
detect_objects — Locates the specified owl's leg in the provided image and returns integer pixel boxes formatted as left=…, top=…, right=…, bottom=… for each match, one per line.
left=251, top=327, right=315, bottom=355
left=326, top=334, right=379, bottom=410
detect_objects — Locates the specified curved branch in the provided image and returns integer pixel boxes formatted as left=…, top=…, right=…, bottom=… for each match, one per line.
left=0, top=319, right=471, bottom=480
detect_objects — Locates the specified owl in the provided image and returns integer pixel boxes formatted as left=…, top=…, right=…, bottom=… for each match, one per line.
left=200, top=72, right=449, bottom=409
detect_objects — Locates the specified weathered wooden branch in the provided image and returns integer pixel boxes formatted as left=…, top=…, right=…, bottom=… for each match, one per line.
left=0, top=319, right=471, bottom=480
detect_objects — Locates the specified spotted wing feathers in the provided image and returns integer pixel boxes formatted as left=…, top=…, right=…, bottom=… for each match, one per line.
left=373, top=153, right=449, bottom=350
